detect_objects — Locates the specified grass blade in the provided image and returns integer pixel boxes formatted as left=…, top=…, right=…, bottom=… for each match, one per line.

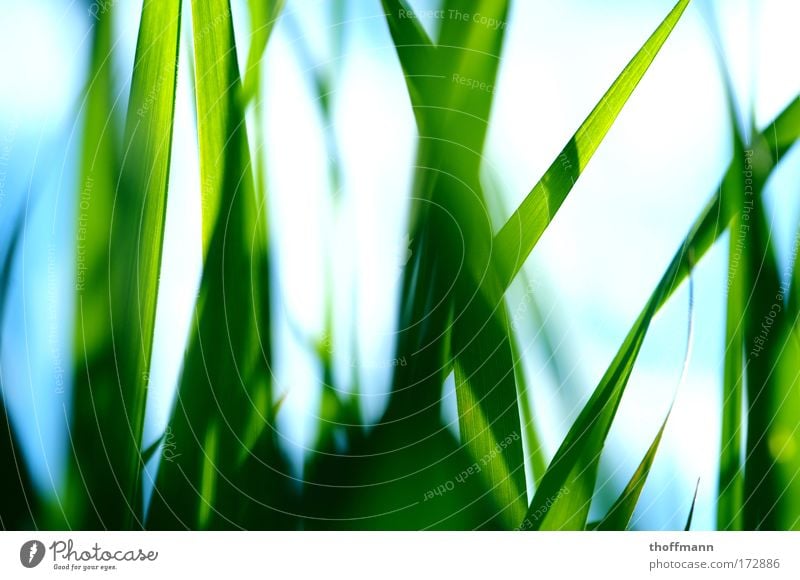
left=717, top=100, right=748, bottom=530
left=596, top=408, right=671, bottom=530
left=493, top=0, right=691, bottom=291
left=149, top=0, right=286, bottom=530
left=739, top=93, right=800, bottom=528
left=242, top=0, right=286, bottom=104
left=520, top=183, right=730, bottom=530
left=520, top=83, right=800, bottom=535
left=69, top=0, right=181, bottom=528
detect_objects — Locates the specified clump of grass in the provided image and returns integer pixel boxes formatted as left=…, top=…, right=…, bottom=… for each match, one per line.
left=0, top=0, right=799, bottom=532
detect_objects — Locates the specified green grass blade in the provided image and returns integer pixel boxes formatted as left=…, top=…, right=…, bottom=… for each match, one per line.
left=0, top=215, right=37, bottom=529
left=520, top=182, right=730, bottom=530
left=148, top=0, right=285, bottom=530
left=242, top=0, right=286, bottom=104
left=519, top=94, right=800, bottom=531
left=380, top=0, right=437, bottom=133
left=596, top=407, right=671, bottom=530
left=67, top=8, right=120, bottom=528
left=740, top=133, right=792, bottom=530
left=509, top=324, right=547, bottom=487
left=763, top=98, right=800, bottom=530
left=742, top=100, right=800, bottom=530
left=69, top=0, right=181, bottom=528
left=596, top=263, right=693, bottom=532
left=493, top=0, right=691, bottom=291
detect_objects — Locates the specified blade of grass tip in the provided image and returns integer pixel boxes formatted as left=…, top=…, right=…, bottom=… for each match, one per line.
left=597, top=264, right=695, bottom=531
left=69, top=0, right=182, bottom=529
left=685, top=479, right=700, bottom=530
left=149, top=0, right=287, bottom=530
left=380, top=0, right=437, bottom=133
left=493, top=0, right=691, bottom=292
left=281, top=9, right=344, bottom=198
left=242, top=0, right=286, bottom=104
left=517, top=34, right=799, bottom=538
left=0, top=213, right=37, bottom=529
left=118, top=0, right=182, bottom=518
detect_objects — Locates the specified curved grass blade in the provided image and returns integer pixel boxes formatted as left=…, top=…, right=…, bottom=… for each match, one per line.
left=520, top=183, right=731, bottom=530
left=597, top=267, right=694, bottom=531
left=69, top=0, right=181, bottom=529
left=242, top=0, right=286, bottom=104
left=596, top=408, right=671, bottom=530
left=493, top=0, right=691, bottom=291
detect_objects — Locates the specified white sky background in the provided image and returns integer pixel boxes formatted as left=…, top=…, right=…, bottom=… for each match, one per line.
left=0, top=0, right=799, bottom=530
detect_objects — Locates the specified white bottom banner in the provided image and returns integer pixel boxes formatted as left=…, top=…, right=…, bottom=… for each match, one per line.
left=1, top=532, right=797, bottom=578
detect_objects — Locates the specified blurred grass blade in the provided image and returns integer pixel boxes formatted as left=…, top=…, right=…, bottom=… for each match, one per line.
left=739, top=94, right=800, bottom=529
left=597, top=407, right=671, bottom=530
left=242, top=0, right=286, bottom=103
left=717, top=113, right=747, bottom=531
left=70, top=0, right=181, bottom=528
left=377, top=0, right=527, bottom=528
left=767, top=96, right=800, bottom=160
left=598, top=253, right=694, bottom=531
left=685, top=479, right=700, bottom=530
left=438, top=0, right=529, bottom=528
left=493, top=0, right=691, bottom=291
left=0, top=214, right=36, bottom=529
left=149, top=0, right=287, bottom=530
left=771, top=313, right=800, bottom=530
left=68, top=8, right=120, bottom=528
left=741, top=131, right=791, bottom=531
left=380, top=0, right=437, bottom=132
